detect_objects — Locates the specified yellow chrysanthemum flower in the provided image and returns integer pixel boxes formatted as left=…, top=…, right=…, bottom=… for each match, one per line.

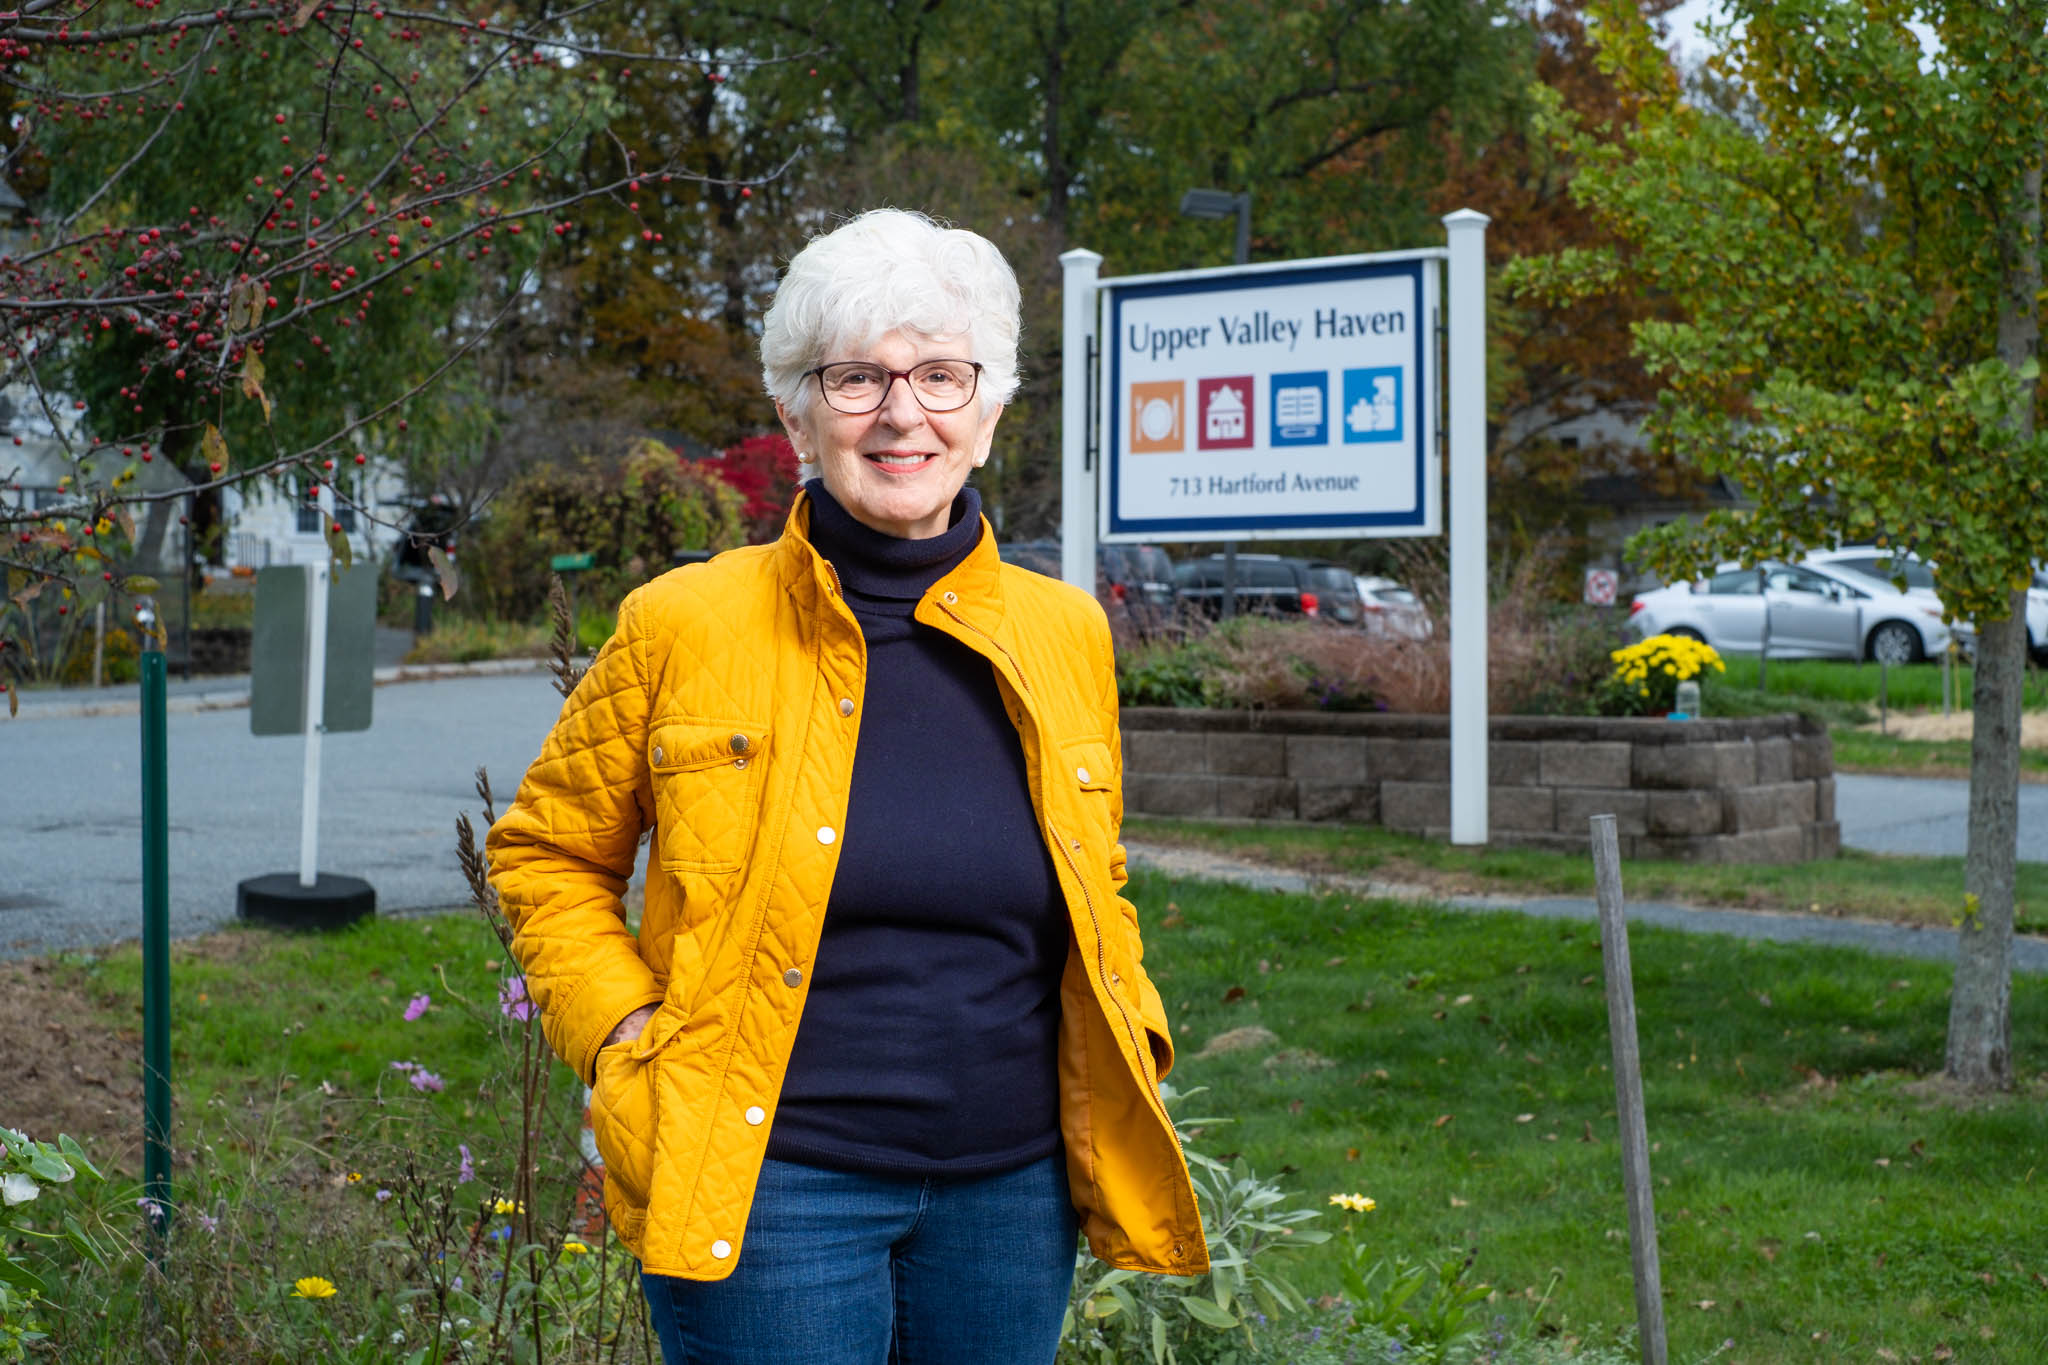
left=1327, top=1192, right=1377, bottom=1213
left=291, top=1276, right=338, bottom=1299
left=493, top=1198, right=525, bottom=1216
left=561, top=1240, right=590, bottom=1256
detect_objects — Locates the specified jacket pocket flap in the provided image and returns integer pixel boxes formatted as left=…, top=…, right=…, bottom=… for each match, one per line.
left=1061, top=738, right=1115, bottom=792
left=649, top=720, right=769, bottom=773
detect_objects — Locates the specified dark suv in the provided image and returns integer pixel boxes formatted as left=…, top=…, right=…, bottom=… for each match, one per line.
left=1172, top=554, right=1364, bottom=622
left=995, top=540, right=1177, bottom=614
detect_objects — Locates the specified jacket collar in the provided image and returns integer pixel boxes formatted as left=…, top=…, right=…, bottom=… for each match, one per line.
left=772, top=487, right=1009, bottom=636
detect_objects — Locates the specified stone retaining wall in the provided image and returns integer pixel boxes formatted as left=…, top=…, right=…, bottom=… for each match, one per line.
left=1121, top=709, right=1839, bottom=864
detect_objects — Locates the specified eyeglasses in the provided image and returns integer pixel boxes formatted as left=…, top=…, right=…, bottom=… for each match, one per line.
left=806, top=359, right=982, bottom=415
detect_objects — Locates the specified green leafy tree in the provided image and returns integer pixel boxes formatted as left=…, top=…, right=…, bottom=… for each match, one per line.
left=1517, top=0, right=2048, bottom=1089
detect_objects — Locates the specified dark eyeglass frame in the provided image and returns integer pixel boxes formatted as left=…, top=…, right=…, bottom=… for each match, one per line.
left=804, top=359, right=984, bottom=415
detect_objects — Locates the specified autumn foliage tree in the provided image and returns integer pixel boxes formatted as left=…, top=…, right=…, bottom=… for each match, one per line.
left=0, top=0, right=764, bottom=705
left=1436, top=3, right=1684, bottom=536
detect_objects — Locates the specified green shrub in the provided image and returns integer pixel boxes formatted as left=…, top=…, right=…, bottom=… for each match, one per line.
left=1, top=1127, right=110, bottom=1364
left=1061, top=1086, right=1330, bottom=1363
left=458, top=438, right=747, bottom=622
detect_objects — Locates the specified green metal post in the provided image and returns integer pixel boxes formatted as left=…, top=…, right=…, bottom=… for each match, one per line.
left=140, top=645, right=173, bottom=1238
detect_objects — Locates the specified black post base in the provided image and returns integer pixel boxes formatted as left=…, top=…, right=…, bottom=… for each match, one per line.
left=237, top=873, right=376, bottom=930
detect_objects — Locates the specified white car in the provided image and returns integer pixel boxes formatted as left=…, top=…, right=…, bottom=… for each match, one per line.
left=1629, top=561, right=1953, bottom=663
left=2033, top=568, right=2048, bottom=666
left=1804, top=547, right=1974, bottom=655
left=1353, top=575, right=1432, bottom=640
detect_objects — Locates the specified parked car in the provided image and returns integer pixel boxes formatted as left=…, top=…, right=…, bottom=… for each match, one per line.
left=1098, top=543, right=1177, bottom=612
left=2034, top=567, right=2048, bottom=666
left=1352, top=574, right=1432, bottom=640
left=1628, top=560, right=1953, bottom=663
left=993, top=540, right=1177, bottom=623
left=1172, top=553, right=1363, bottom=621
left=1803, top=546, right=1974, bottom=655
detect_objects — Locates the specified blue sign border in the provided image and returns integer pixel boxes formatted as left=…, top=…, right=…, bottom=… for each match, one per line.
left=1104, top=258, right=1429, bottom=538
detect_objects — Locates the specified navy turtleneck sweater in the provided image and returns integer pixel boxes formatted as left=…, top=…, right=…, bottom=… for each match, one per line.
left=764, top=481, right=1068, bottom=1177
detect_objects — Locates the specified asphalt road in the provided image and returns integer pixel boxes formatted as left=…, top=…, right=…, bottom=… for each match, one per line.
left=4, top=671, right=2039, bottom=959
left=1835, top=773, right=2048, bottom=862
left=1, top=671, right=572, bottom=957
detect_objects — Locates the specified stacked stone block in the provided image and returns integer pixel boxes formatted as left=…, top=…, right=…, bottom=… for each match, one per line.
left=1121, top=710, right=1839, bottom=865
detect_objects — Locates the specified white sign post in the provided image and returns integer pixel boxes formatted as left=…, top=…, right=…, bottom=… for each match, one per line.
left=1443, top=210, right=1489, bottom=846
left=1061, top=211, right=1490, bottom=843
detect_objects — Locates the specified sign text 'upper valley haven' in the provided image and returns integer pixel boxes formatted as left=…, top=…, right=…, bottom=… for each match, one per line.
left=1129, top=306, right=1409, bottom=362
left=1102, top=256, right=1439, bottom=541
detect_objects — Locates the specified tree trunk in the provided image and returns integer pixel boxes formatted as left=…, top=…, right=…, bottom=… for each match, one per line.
left=1945, top=138, right=2040, bottom=1091
left=1946, top=602, right=2027, bottom=1089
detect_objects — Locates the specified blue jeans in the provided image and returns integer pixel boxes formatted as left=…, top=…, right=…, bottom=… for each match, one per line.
left=640, top=1152, right=1079, bottom=1365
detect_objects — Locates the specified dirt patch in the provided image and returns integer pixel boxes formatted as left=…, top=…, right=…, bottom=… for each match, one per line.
left=1857, top=710, right=2048, bottom=748
left=0, top=959, right=143, bottom=1168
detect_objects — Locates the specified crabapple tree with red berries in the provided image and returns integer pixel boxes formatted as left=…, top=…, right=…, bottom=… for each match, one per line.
left=0, top=0, right=771, bottom=703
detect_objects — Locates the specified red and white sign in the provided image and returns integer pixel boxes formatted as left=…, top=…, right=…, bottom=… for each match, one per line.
left=1583, top=568, right=1618, bottom=606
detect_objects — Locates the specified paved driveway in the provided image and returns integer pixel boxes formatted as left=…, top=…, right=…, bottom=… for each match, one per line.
left=1835, top=773, right=2048, bottom=862
left=2, top=670, right=571, bottom=957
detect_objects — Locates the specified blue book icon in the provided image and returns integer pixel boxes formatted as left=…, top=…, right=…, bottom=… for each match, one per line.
left=1270, top=371, right=1328, bottom=446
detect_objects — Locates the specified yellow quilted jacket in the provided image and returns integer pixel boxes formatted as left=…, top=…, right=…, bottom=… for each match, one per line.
left=487, top=492, right=1208, bottom=1281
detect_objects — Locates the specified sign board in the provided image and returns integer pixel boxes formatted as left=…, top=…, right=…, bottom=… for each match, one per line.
left=1099, top=255, right=1440, bottom=542
left=250, top=564, right=378, bottom=736
left=550, top=551, right=595, bottom=572
left=1584, top=568, right=1619, bottom=606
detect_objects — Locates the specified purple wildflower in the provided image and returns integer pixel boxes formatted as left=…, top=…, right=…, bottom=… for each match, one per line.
left=196, top=1211, right=220, bottom=1236
left=403, top=993, right=432, bottom=1022
left=408, top=1069, right=445, bottom=1094
left=390, top=1060, right=417, bottom=1073
left=375, top=1189, right=394, bottom=1202
left=498, top=976, right=536, bottom=1023
left=457, top=1143, right=475, bottom=1185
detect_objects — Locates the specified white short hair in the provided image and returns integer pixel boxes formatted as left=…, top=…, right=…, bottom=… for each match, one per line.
left=760, top=208, right=1021, bottom=420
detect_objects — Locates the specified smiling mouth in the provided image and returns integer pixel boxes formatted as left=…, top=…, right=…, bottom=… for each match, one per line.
left=866, top=451, right=937, bottom=471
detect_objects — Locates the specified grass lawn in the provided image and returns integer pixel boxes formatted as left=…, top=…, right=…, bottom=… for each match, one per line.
left=1710, top=656, right=2048, bottom=715
left=1700, top=658, right=2048, bottom=782
left=1136, top=872, right=2048, bottom=1363
left=1126, top=818, right=2048, bottom=933
left=32, top=871, right=2048, bottom=1363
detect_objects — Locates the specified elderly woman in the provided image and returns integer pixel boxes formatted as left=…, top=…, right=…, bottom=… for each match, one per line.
left=487, top=208, right=1205, bottom=1364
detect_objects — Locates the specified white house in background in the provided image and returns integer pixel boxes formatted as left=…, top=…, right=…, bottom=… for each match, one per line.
left=2, top=377, right=402, bottom=575
left=1, top=381, right=194, bottom=568
left=217, top=459, right=407, bottom=572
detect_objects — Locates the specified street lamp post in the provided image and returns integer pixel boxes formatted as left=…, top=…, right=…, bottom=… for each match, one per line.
left=1179, top=188, right=1252, bottom=618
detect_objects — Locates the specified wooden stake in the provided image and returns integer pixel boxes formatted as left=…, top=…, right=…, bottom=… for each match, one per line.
left=1590, top=813, right=1667, bottom=1365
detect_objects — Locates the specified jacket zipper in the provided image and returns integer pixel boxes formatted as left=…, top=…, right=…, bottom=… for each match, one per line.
left=931, top=598, right=1188, bottom=1168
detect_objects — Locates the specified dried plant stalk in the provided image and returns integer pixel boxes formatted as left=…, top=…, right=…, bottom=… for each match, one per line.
left=548, top=576, right=587, bottom=699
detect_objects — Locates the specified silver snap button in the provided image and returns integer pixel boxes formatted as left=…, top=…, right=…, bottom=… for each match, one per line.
left=817, top=826, right=836, bottom=845
left=711, top=1239, right=732, bottom=1260
left=942, top=591, right=957, bottom=604
left=1076, top=766, right=1091, bottom=784
left=783, top=967, right=803, bottom=988
left=745, top=1105, right=765, bottom=1126
left=839, top=697, right=855, bottom=717
left=733, top=757, right=747, bottom=770
left=729, top=733, right=749, bottom=754
left=1110, top=972, right=1122, bottom=987
left=651, top=746, right=665, bottom=765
